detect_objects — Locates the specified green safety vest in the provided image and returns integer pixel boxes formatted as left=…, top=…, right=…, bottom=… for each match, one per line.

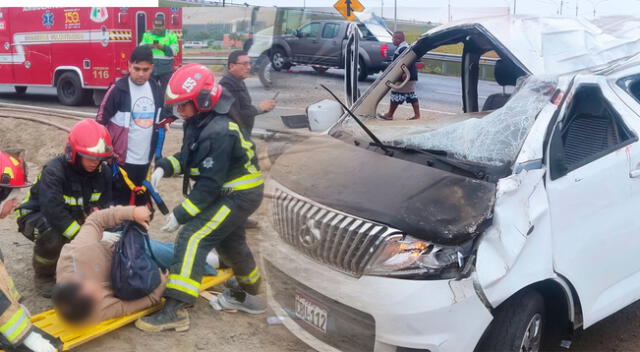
left=140, top=30, right=180, bottom=75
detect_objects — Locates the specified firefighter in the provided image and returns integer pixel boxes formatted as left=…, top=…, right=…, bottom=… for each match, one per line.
left=139, top=14, right=180, bottom=95
left=135, top=64, right=265, bottom=333
left=0, top=151, right=58, bottom=352
left=15, top=119, right=113, bottom=297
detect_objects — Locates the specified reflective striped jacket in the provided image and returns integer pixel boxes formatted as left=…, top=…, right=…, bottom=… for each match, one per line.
left=139, top=30, right=179, bottom=76
left=156, top=113, right=263, bottom=224
left=0, top=253, right=32, bottom=347
left=16, top=155, right=113, bottom=240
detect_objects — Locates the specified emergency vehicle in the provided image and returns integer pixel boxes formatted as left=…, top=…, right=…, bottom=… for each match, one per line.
left=0, top=7, right=183, bottom=106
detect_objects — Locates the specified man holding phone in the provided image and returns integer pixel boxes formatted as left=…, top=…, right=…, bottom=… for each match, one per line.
left=139, top=14, right=179, bottom=94
left=220, top=50, right=276, bottom=136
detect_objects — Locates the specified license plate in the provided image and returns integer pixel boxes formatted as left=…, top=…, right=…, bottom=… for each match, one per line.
left=295, top=292, right=328, bottom=333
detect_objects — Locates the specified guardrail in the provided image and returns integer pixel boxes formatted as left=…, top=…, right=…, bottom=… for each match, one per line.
left=183, top=56, right=227, bottom=65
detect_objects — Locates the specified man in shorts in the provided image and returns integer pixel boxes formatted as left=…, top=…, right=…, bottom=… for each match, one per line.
left=381, top=31, right=420, bottom=120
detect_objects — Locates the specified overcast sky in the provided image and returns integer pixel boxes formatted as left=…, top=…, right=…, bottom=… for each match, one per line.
left=228, top=0, right=640, bottom=22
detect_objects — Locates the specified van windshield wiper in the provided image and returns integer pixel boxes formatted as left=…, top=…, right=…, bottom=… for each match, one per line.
left=319, top=84, right=392, bottom=155
left=369, top=142, right=486, bottom=179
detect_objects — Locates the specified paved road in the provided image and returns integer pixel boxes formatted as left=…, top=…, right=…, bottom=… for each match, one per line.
left=0, top=69, right=505, bottom=131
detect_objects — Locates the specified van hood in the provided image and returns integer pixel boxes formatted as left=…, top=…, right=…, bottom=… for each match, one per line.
left=270, top=136, right=496, bottom=245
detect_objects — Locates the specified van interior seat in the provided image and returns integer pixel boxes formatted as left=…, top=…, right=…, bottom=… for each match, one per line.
left=482, top=59, right=524, bottom=111
left=562, top=113, right=616, bottom=169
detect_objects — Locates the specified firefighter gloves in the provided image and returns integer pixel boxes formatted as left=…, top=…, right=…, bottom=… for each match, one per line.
left=162, top=213, right=180, bottom=233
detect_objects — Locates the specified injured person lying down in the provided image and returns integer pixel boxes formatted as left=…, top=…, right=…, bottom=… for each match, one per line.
left=51, top=206, right=219, bottom=323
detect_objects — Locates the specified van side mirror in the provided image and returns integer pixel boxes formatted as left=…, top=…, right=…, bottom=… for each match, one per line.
left=307, top=99, right=343, bottom=132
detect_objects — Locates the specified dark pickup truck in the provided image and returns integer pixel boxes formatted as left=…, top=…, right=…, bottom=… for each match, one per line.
left=270, top=19, right=395, bottom=81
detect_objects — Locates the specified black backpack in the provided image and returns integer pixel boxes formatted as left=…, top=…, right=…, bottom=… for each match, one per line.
left=111, top=222, right=162, bottom=301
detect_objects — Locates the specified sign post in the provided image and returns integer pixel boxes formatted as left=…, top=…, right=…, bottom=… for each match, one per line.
left=333, top=0, right=365, bottom=22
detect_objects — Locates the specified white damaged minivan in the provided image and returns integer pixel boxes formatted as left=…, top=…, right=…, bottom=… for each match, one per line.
left=261, top=16, right=640, bottom=351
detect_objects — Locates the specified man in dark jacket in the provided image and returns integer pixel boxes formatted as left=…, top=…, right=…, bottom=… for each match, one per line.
left=96, top=45, right=165, bottom=206
left=15, top=119, right=113, bottom=297
left=219, top=50, right=275, bottom=136
left=135, top=64, right=265, bottom=333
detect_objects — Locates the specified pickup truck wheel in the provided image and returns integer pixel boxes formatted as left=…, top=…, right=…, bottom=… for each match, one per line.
left=57, top=72, right=90, bottom=106
left=313, top=67, right=328, bottom=74
left=271, top=48, right=291, bottom=71
left=357, top=58, right=368, bottom=81
left=14, top=86, right=27, bottom=94
left=476, top=290, right=545, bottom=352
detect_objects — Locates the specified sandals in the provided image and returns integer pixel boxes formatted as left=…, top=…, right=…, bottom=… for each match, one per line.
left=376, top=113, right=393, bottom=121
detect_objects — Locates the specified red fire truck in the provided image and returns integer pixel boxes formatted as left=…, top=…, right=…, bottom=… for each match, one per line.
left=0, top=7, right=182, bottom=106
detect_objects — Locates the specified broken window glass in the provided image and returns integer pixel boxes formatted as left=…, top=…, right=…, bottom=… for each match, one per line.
left=336, top=76, right=557, bottom=166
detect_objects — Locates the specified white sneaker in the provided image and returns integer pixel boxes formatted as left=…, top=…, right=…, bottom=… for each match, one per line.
left=217, top=288, right=267, bottom=315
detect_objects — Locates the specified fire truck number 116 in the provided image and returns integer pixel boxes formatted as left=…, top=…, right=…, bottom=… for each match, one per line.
left=93, top=70, right=109, bottom=79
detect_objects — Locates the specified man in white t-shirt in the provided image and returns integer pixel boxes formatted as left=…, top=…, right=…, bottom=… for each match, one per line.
left=97, top=46, right=166, bottom=206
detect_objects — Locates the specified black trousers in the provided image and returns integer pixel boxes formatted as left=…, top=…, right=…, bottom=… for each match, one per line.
left=113, top=163, right=150, bottom=206
left=18, top=212, right=68, bottom=278
left=164, top=186, right=263, bottom=304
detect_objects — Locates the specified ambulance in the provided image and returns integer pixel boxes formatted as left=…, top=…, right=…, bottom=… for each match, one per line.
left=0, top=7, right=182, bottom=106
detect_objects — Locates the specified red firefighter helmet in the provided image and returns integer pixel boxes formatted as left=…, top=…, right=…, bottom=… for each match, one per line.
left=165, top=63, right=223, bottom=112
left=0, top=151, right=29, bottom=189
left=65, top=119, right=113, bottom=164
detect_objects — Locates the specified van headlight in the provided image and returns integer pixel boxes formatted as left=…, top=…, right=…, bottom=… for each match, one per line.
left=363, top=234, right=473, bottom=279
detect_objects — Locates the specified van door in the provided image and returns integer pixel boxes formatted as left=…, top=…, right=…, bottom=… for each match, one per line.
left=546, top=75, right=640, bottom=328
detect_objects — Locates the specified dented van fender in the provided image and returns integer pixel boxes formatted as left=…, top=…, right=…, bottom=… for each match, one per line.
left=474, top=168, right=556, bottom=308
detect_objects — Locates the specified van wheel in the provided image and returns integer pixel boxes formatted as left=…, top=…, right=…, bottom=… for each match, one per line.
left=57, top=72, right=90, bottom=106
left=476, top=290, right=545, bottom=352
left=271, top=48, right=291, bottom=71
left=357, top=58, right=368, bottom=81
left=14, top=86, right=27, bottom=94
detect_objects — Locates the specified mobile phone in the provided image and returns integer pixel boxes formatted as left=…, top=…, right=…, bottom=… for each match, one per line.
left=272, top=91, right=280, bottom=100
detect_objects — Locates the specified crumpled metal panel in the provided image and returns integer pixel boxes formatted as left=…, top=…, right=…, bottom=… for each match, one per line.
left=424, top=16, right=640, bottom=75
left=270, top=136, right=496, bottom=245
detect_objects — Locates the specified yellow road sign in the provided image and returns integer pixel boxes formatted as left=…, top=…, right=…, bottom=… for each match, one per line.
left=333, top=0, right=365, bottom=21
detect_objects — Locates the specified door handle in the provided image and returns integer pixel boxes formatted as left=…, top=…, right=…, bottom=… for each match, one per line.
left=630, top=168, right=640, bottom=178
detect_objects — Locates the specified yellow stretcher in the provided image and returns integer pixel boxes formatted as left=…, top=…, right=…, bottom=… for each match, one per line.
left=20, top=269, right=233, bottom=351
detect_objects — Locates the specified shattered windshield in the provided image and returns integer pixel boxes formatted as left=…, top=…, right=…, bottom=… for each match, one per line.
left=336, top=76, right=557, bottom=166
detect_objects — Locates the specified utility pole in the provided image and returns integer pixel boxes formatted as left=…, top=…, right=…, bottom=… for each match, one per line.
left=560, top=0, right=564, bottom=15
left=393, top=0, right=397, bottom=31
left=513, top=0, right=517, bottom=15
left=381, top=0, right=384, bottom=18
left=576, top=0, right=579, bottom=16
left=448, top=0, right=452, bottom=22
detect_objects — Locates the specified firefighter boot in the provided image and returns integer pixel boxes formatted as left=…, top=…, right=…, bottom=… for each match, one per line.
left=217, top=287, right=267, bottom=315
left=135, top=298, right=190, bottom=332
left=33, top=256, right=56, bottom=298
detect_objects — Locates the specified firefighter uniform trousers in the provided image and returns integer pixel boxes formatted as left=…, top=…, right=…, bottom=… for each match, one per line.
left=165, top=186, right=263, bottom=304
